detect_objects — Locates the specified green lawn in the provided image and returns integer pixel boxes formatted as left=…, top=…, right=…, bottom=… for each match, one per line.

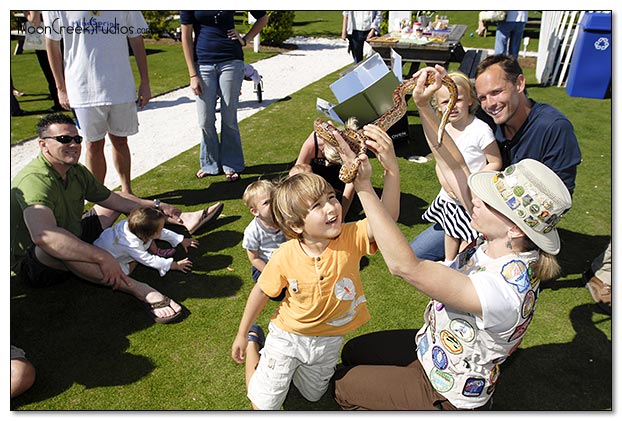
left=10, top=11, right=611, bottom=411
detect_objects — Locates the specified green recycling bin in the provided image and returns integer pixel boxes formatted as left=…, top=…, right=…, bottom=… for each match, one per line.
left=566, top=12, right=611, bottom=99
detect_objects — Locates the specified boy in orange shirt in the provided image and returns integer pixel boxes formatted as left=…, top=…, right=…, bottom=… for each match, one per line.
left=231, top=125, right=400, bottom=410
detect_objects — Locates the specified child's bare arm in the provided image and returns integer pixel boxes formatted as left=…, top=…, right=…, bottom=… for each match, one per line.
left=246, top=249, right=267, bottom=272
left=232, top=283, right=270, bottom=364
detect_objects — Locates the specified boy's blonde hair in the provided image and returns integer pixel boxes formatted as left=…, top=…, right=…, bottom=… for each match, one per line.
left=127, top=207, right=167, bottom=242
left=242, top=179, right=276, bottom=209
left=271, top=172, right=335, bottom=239
left=433, top=71, right=480, bottom=115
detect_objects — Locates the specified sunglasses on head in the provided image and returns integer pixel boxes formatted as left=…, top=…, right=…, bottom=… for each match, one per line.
left=43, top=134, right=83, bottom=144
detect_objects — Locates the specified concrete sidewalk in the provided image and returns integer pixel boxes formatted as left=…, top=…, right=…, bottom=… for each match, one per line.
left=10, top=37, right=352, bottom=189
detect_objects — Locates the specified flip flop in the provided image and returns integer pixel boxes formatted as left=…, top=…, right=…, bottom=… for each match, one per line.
left=225, top=172, right=240, bottom=182
left=143, top=296, right=184, bottom=324
left=247, top=324, right=265, bottom=350
left=155, top=247, right=176, bottom=258
left=188, top=202, right=224, bottom=235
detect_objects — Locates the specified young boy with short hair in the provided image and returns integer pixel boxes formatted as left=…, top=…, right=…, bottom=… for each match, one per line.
left=231, top=124, right=400, bottom=410
left=242, top=179, right=287, bottom=283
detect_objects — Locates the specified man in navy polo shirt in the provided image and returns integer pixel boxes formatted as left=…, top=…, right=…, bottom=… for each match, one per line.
left=410, top=54, right=581, bottom=261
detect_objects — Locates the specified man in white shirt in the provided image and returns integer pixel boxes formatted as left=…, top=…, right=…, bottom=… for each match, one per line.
left=44, top=11, right=152, bottom=194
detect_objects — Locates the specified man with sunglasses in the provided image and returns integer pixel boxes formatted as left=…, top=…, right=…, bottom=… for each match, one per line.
left=11, top=113, right=223, bottom=323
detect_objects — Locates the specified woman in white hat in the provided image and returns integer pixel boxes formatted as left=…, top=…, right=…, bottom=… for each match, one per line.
left=331, top=65, right=572, bottom=410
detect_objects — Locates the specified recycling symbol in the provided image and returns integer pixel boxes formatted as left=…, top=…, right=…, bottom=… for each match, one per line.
left=594, top=37, right=610, bottom=51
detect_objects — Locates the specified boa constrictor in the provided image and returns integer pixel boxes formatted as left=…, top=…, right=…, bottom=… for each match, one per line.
left=314, top=72, right=458, bottom=183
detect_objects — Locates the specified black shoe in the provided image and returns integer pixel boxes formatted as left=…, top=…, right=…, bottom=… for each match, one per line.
left=582, top=268, right=595, bottom=285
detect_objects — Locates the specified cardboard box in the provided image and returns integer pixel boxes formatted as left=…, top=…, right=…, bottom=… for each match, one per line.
left=317, top=53, right=410, bottom=142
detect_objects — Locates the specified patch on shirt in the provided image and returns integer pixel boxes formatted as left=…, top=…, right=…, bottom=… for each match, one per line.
left=521, top=290, right=536, bottom=319
left=509, top=314, right=533, bottom=342
left=432, top=346, right=448, bottom=370
left=417, top=334, right=429, bottom=358
left=440, top=330, right=463, bottom=354
left=429, top=367, right=454, bottom=393
left=450, top=318, right=475, bottom=343
left=334, top=278, right=355, bottom=301
left=462, top=377, right=485, bottom=397
left=500, top=260, right=530, bottom=293
left=489, top=364, right=501, bottom=385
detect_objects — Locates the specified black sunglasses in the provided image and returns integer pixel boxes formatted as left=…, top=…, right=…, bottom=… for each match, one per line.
left=43, top=134, right=83, bottom=144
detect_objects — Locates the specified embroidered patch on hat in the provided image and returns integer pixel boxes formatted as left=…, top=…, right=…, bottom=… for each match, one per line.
left=493, top=164, right=569, bottom=235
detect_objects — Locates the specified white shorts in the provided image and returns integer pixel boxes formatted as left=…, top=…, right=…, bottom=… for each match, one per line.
left=73, top=102, right=139, bottom=141
left=247, top=322, right=343, bottom=410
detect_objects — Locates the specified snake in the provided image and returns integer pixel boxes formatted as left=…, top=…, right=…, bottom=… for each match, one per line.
left=313, top=72, right=458, bottom=183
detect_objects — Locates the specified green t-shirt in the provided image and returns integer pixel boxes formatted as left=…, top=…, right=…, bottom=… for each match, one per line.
left=10, top=153, right=111, bottom=270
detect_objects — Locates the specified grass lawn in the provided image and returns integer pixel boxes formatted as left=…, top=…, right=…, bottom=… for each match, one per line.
left=10, top=11, right=611, bottom=411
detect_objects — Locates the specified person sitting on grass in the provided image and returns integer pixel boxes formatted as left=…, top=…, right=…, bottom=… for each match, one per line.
left=10, top=113, right=224, bottom=324
left=10, top=345, right=36, bottom=399
left=94, top=207, right=199, bottom=277
left=231, top=124, right=400, bottom=410
left=331, top=66, right=572, bottom=410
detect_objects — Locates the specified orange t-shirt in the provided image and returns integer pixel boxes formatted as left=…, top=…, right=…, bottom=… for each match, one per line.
left=258, top=219, right=376, bottom=336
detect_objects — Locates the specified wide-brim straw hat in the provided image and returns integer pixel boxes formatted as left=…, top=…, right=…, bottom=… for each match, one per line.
left=468, top=159, right=572, bottom=255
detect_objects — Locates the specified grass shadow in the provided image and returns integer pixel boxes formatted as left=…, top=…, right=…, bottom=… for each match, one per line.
left=540, top=229, right=610, bottom=291
left=492, top=303, right=611, bottom=410
left=10, top=276, right=157, bottom=407
left=281, top=384, right=340, bottom=411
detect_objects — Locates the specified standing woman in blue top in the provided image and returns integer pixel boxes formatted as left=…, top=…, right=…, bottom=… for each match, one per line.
left=181, top=11, right=268, bottom=182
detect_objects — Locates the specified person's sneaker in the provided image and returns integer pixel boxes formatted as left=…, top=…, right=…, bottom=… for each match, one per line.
left=585, top=275, right=611, bottom=315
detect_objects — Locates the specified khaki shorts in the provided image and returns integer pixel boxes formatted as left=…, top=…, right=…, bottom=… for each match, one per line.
left=74, top=102, right=139, bottom=141
left=247, top=322, right=343, bottom=410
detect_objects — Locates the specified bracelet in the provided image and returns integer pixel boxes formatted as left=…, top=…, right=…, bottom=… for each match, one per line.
left=241, top=36, right=247, bottom=46
left=189, top=74, right=198, bottom=78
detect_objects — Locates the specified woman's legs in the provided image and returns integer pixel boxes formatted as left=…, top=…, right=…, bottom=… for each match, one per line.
left=196, top=64, right=221, bottom=175
left=217, top=59, right=245, bottom=175
left=333, top=329, right=447, bottom=410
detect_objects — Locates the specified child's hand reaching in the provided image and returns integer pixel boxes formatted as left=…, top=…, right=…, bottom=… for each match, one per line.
left=361, top=124, right=398, bottom=175
left=171, top=257, right=193, bottom=273
left=181, top=237, right=199, bottom=253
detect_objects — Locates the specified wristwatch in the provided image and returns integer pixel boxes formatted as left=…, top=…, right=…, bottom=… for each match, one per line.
left=153, top=199, right=161, bottom=209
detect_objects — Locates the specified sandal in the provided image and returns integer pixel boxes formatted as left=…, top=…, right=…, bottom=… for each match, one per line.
left=187, top=202, right=224, bottom=235
left=155, top=247, right=176, bottom=258
left=142, top=296, right=184, bottom=324
left=247, top=324, right=265, bottom=349
left=225, top=172, right=240, bottom=182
